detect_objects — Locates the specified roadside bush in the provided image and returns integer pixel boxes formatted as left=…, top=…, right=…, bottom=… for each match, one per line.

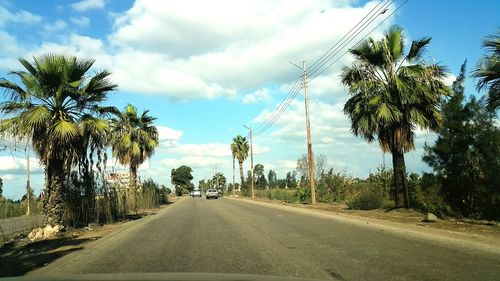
left=297, top=188, right=311, bottom=203
left=316, top=169, right=355, bottom=202
left=254, top=189, right=299, bottom=203
left=0, top=198, right=42, bottom=219
left=408, top=173, right=451, bottom=218
left=348, top=190, right=384, bottom=210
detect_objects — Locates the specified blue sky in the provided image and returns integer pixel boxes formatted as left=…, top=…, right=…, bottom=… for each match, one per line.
left=0, top=0, right=498, bottom=199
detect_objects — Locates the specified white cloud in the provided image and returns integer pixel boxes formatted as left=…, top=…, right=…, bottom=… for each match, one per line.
left=0, top=7, right=42, bottom=26
left=0, top=156, right=42, bottom=175
left=2, top=174, right=17, bottom=181
left=70, top=16, right=90, bottom=27
left=99, top=0, right=392, bottom=100
left=242, top=88, right=271, bottom=104
left=44, top=20, right=67, bottom=32
left=443, top=73, right=457, bottom=86
left=71, top=0, right=105, bottom=12
left=157, top=126, right=183, bottom=141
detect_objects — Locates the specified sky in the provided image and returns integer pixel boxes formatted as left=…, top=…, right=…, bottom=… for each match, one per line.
left=0, top=0, right=498, bottom=199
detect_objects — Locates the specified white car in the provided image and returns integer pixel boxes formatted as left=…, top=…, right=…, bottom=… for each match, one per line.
left=192, top=190, right=201, bottom=197
left=205, top=189, right=219, bottom=199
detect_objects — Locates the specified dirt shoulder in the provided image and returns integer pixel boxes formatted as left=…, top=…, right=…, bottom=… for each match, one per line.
left=228, top=196, right=500, bottom=250
left=0, top=199, right=180, bottom=277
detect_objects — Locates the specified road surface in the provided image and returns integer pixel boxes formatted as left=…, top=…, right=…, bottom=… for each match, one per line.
left=34, top=197, right=500, bottom=280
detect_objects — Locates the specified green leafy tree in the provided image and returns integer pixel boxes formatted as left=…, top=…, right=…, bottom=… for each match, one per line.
left=111, top=104, right=159, bottom=190
left=231, top=135, right=249, bottom=192
left=286, top=171, right=297, bottom=188
left=171, top=165, right=194, bottom=194
left=267, top=170, right=277, bottom=188
left=254, top=164, right=267, bottom=189
left=0, top=177, right=3, bottom=198
left=212, top=172, right=226, bottom=189
left=340, top=25, right=449, bottom=208
left=424, top=62, right=500, bottom=219
left=473, top=31, right=500, bottom=110
left=0, top=54, right=117, bottom=225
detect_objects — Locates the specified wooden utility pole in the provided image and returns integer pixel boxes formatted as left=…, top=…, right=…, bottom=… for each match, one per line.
left=291, top=60, right=316, bottom=204
left=25, top=143, right=31, bottom=215
left=243, top=125, right=255, bottom=199
left=303, top=61, right=316, bottom=205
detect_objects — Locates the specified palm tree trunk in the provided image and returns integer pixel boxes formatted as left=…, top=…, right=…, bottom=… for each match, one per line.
left=44, top=157, right=65, bottom=226
left=232, top=156, right=236, bottom=196
left=238, top=160, right=244, bottom=192
left=130, top=165, right=138, bottom=212
left=392, top=149, right=410, bottom=208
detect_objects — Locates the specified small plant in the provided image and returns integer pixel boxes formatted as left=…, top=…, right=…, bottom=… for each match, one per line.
left=348, top=191, right=384, bottom=210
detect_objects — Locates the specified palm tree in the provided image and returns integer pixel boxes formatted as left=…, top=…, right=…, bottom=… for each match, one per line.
left=231, top=135, right=249, bottom=193
left=340, top=25, right=449, bottom=208
left=0, top=54, right=117, bottom=225
left=473, top=31, right=500, bottom=110
left=110, top=104, right=159, bottom=190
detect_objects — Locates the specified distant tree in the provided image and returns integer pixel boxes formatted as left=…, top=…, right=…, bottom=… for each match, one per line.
left=171, top=165, right=194, bottom=194
left=276, top=179, right=287, bottom=189
left=424, top=62, right=500, bottom=219
left=296, top=154, right=309, bottom=181
left=473, top=31, right=500, bottom=110
left=286, top=171, right=297, bottom=188
left=296, top=153, right=328, bottom=183
left=198, top=180, right=207, bottom=192
left=212, top=172, right=226, bottom=189
left=231, top=135, right=249, bottom=192
left=267, top=170, right=277, bottom=188
left=0, top=177, right=2, bottom=198
left=245, top=170, right=252, bottom=191
left=253, top=164, right=267, bottom=189
left=341, top=25, right=449, bottom=208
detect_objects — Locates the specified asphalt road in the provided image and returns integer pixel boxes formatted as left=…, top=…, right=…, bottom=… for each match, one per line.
left=35, top=197, right=500, bottom=281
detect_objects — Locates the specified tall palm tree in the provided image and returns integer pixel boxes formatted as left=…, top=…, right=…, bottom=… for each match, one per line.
left=0, top=54, right=117, bottom=225
left=473, top=31, right=500, bottom=110
left=230, top=143, right=237, bottom=195
left=110, top=104, right=159, bottom=190
left=340, top=25, right=449, bottom=208
left=231, top=135, right=249, bottom=193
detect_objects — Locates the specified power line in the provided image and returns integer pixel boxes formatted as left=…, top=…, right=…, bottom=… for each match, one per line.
left=307, top=0, right=391, bottom=75
left=251, top=0, right=397, bottom=137
left=253, top=85, right=302, bottom=136
left=252, top=76, right=302, bottom=136
left=307, top=0, right=394, bottom=78
left=309, top=0, right=409, bottom=81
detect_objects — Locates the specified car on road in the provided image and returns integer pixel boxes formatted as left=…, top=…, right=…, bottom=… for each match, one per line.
left=192, top=190, right=201, bottom=197
left=205, top=189, right=219, bottom=199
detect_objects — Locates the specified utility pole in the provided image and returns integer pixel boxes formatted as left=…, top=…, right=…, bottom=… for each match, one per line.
left=243, top=125, right=255, bottom=199
left=290, top=60, right=316, bottom=205
left=25, top=142, right=31, bottom=215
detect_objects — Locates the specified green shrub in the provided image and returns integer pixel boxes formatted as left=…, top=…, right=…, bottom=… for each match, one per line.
left=408, top=174, right=451, bottom=217
left=348, top=191, right=384, bottom=210
left=316, top=169, right=355, bottom=202
left=254, top=189, right=300, bottom=203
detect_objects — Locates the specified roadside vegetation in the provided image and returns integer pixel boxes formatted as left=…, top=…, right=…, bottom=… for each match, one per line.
left=228, top=27, right=499, bottom=222
left=0, top=54, right=168, bottom=228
